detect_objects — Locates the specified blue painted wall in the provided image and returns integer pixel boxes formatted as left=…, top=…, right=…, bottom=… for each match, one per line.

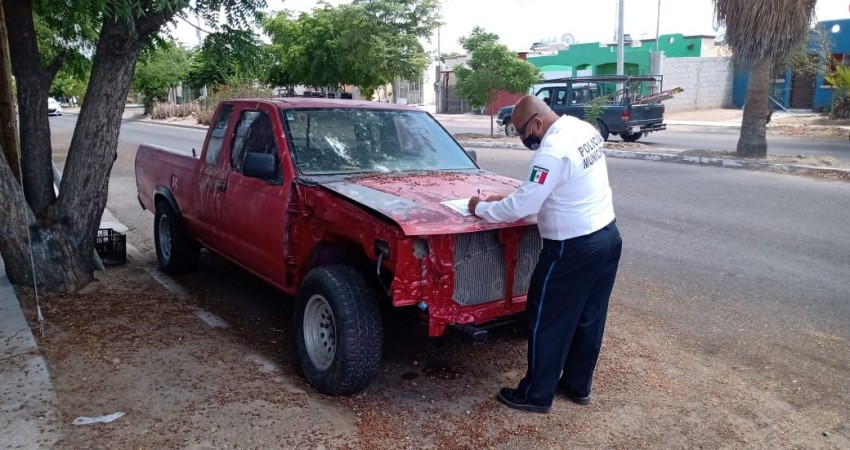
left=733, top=18, right=850, bottom=111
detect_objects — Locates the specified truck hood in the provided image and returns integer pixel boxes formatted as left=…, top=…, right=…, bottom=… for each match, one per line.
left=317, top=170, right=536, bottom=236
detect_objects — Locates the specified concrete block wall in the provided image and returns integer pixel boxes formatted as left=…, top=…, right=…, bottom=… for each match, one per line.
left=662, top=56, right=735, bottom=112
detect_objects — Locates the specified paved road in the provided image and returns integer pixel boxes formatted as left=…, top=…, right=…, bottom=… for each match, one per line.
left=50, top=115, right=850, bottom=415
left=433, top=115, right=850, bottom=161
left=51, top=112, right=850, bottom=161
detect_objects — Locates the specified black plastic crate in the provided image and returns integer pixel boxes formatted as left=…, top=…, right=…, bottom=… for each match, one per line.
left=95, top=228, right=127, bottom=266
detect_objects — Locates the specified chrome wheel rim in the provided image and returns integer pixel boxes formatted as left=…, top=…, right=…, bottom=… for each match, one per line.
left=506, top=123, right=517, bottom=136
left=157, top=214, right=172, bottom=261
left=303, top=294, right=336, bottom=370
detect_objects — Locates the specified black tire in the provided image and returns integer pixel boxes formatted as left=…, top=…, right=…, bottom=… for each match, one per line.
left=503, top=117, right=516, bottom=136
left=621, top=132, right=641, bottom=143
left=596, top=120, right=610, bottom=141
left=294, top=265, right=382, bottom=396
left=154, top=200, right=200, bottom=274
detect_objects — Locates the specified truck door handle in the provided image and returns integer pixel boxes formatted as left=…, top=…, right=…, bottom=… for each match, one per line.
left=215, top=181, right=227, bottom=192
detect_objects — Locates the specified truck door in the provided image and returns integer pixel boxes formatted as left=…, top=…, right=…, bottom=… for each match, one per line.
left=549, top=87, right=569, bottom=116
left=221, top=105, right=289, bottom=285
left=194, top=103, right=235, bottom=250
left=535, top=87, right=553, bottom=109
left=564, top=84, right=587, bottom=120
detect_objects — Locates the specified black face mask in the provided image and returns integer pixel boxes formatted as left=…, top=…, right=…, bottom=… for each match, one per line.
left=522, top=134, right=541, bottom=150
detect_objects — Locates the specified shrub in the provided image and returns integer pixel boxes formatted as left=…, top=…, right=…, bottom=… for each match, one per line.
left=197, top=80, right=272, bottom=125
left=151, top=102, right=199, bottom=120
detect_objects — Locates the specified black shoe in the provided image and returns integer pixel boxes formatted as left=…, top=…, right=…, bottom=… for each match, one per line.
left=557, top=386, right=591, bottom=405
left=496, top=388, right=551, bottom=413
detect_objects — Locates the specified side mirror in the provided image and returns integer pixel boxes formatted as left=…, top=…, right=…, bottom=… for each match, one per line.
left=466, top=149, right=478, bottom=163
left=243, top=153, right=278, bottom=181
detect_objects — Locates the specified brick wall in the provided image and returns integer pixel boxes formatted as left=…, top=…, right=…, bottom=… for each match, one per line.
left=662, top=56, right=735, bottom=112
left=485, top=92, right=525, bottom=115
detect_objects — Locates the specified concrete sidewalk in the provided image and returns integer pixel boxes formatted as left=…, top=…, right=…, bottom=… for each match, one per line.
left=0, top=209, right=128, bottom=448
left=0, top=260, right=62, bottom=449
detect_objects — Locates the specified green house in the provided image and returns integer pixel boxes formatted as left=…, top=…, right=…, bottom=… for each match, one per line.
left=527, top=34, right=720, bottom=78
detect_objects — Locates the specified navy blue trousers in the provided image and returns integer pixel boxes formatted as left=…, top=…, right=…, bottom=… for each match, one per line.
left=516, top=220, right=622, bottom=406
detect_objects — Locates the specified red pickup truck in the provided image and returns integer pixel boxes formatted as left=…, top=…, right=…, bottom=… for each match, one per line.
left=135, top=98, right=542, bottom=395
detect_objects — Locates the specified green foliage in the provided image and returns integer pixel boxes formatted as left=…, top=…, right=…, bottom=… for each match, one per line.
left=262, top=0, right=440, bottom=95
left=583, top=96, right=608, bottom=126
left=187, top=27, right=268, bottom=89
left=50, top=68, right=89, bottom=101
left=824, top=65, right=850, bottom=119
left=132, top=41, right=191, bottom=113
left=453, top=27, right=541, bottom=110
left=196, top=79, right=272, bottom=125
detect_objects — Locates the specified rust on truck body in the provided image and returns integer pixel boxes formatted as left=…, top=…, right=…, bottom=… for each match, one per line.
left=136, top=98, right=541, bottom=339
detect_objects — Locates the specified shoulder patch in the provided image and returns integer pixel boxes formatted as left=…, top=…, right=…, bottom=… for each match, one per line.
left=529, top=166, right=549, bottom=184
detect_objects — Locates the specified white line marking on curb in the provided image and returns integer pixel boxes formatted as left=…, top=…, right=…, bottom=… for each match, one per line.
left=143, top=267, right=189, bottom=300
left=195, top=309, right=229, bottom=329
left=245, top=354, right=281, bottom=374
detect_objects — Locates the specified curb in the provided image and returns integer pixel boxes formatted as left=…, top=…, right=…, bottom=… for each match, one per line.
left=0, top=260, right=62, bottom=448
left=122, top=118, right=208, bottom=131
left=457, top=141, right=850, bottom=179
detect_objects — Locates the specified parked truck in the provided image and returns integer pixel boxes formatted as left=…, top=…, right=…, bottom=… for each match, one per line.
left=497, top=75, right=668, bottom=142
left=135, top=98, right=543, bottom=395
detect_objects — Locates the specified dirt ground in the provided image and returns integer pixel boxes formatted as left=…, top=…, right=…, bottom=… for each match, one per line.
left=15, top=235, right=849, bottom=449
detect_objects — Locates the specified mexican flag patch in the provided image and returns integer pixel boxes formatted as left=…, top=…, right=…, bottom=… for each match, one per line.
left=529, top=166, right=549, bottom=184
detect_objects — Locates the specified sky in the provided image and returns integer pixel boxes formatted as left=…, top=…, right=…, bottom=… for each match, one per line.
left=172, top=0, right=850, bottom=54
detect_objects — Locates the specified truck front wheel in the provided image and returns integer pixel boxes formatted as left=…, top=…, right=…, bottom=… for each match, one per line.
left=294, top=265, right=382, bottom=396
left=154, top=201, right=200, bottom=274
left=504, top=117, right=516, bottom=136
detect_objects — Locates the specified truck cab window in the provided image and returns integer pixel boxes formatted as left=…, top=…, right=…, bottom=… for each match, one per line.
left=205, top=104, right=233, bottom=165
left=536, top=89, right=551, bottom=106
left=231, top=111, right=263, bottom=171
left=554, top=89, right=568, bottom=106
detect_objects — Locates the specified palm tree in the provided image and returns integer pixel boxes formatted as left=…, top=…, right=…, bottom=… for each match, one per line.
left=713, top=0, right=816, bottom=158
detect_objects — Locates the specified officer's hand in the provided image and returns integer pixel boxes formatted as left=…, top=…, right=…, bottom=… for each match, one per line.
left=485, top=194, right=505, bottom=202
left=468, top=196, right=482, bottom=216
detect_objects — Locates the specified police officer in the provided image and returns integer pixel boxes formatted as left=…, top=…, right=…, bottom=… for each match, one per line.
left=468, top=95, right=622, bottom=413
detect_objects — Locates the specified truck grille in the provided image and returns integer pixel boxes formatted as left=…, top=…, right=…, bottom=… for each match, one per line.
left=453, top=227, right=542, bottom=306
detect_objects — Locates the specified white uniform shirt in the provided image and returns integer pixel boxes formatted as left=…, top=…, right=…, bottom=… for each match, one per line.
left=475, top=115, right=615, bottom=240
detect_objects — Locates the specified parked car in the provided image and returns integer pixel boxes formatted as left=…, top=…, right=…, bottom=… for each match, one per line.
left=497, top=75, right=667, bottom=142
left=135, top=98, right=543, bottom=395
left=47, top=97, right=62, bottom=116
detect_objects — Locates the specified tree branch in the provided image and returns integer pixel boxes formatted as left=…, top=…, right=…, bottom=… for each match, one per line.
left=46, top=50, right=67, bottom=80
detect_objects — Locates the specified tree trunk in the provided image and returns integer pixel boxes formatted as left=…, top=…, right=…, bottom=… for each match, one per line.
left=737, top=57, right=771, bottom=158
left=0, top=152, right=92, bottom=289
left=0, top=0, right=21, bottom=182
left=1, top=15, right=159, bottom=292
left=4, top=0, right=56, bottom=214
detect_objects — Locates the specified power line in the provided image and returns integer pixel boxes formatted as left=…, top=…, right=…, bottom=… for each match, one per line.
left=176, top=13, right=213, bottom=35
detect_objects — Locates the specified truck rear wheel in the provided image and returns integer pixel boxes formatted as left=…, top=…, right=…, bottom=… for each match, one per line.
left=154, top=201, right=200, bottom=274
left=294, top=265, right=382, bottom=396
left=621, top=132, right=642, bottom=142
left=595, top=120, right=610, bottom=141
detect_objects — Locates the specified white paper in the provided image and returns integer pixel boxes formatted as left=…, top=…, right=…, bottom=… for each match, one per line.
left=72, top=412, right=126, bottom=426
left=441, top=198, right=473, bottom=216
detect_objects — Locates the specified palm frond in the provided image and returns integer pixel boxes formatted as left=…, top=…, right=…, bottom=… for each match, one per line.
left=713, top=0, right=816, bottom=64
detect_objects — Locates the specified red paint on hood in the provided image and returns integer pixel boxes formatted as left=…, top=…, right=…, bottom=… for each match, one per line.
left=319, top=170, right=537, bottom=236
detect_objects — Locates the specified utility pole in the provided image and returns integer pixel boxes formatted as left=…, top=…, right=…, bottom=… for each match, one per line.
left=655, top=0, right=662, bottom=52
left=0, top=0, right=21, bottom=182
left=616, top=0, right=625, bottom=76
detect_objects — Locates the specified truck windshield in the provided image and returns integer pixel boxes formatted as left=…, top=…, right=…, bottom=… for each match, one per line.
left=280, top=108, right=477, bottom=175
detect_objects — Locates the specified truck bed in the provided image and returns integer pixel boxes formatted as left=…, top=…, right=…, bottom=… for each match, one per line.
left=135, top=144, right=199, bottom=213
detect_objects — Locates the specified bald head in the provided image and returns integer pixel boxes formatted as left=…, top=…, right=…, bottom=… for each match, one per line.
left=512, top=95, right=560, bottom=137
